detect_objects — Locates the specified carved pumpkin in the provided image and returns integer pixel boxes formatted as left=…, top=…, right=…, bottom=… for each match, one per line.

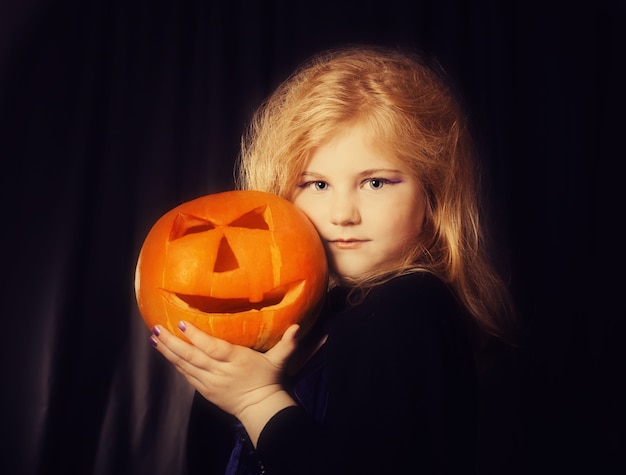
left=134, top=190, right=328, bottom=351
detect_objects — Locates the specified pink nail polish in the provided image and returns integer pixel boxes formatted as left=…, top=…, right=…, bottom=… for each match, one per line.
left=178, top=321, right=187, bottom=332
left=150, top=335, right=158, bottom=347
left=152, top=326, right=160, bottom=336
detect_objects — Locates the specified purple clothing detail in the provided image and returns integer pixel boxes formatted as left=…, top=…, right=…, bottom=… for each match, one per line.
left=224, top=423, right=264, bottom=475
left=291, top=345, right=329, bottom=424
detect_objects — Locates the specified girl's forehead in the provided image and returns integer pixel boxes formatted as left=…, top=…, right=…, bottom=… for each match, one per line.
left=301, top=126, right=408, bottom=175
left=316, top=122, right=395, bottom=154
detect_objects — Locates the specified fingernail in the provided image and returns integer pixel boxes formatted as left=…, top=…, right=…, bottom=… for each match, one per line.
left=149, top=335, right=158, bottom=347
left=152, top=326, right=160, bottom=336
left=177, top=321, right=187, bottom=332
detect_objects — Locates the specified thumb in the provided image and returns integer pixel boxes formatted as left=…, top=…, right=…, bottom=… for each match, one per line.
left=265, top=324, right=300, bottom=365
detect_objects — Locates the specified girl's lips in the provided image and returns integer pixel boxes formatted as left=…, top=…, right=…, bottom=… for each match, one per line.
left=329, top=239, right=366, bottom=250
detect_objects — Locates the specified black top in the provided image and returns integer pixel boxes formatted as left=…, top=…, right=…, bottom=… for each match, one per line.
left=186, top=272, right=478, bottom=475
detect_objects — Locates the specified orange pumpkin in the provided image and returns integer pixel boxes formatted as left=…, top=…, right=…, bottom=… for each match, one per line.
left=134, top=190, right=328, bottom=351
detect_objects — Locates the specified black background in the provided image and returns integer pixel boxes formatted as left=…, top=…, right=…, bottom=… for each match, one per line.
left=1, top=1, right=624, bottom=474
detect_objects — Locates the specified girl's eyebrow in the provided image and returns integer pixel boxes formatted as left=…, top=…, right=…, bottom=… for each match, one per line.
left=357, top=168, right=404, bottom=177
left=300, top=168, right=403, bottom=178
left=299, top=171, right=325, bottom=180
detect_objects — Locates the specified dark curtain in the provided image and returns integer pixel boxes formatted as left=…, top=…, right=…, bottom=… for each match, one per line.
left=1, top=1, right=623, bottom=474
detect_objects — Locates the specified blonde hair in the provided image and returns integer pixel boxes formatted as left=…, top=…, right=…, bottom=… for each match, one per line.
left=236, top=46, right=515, bottom=341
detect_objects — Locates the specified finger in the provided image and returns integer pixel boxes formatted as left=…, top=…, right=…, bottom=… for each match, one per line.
left=150, top=325, right=198, bottom=368
left=150, top=327, right=228, bottom=395
left=151, top=324, right=224, bottom=383
left=265, top=324, right=300, bottom=365
left=177, top=320, right=236, bottom=362
left=156, top=343, right=213, bottom=396
left=283, top=323, right=301, bottom=342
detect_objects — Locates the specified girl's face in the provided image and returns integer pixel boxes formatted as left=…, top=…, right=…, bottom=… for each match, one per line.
left=292, top=124, right=425, bottom=281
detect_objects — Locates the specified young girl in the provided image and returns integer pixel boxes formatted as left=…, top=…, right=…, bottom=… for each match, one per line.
left=150, top=45, right=516, bottom=474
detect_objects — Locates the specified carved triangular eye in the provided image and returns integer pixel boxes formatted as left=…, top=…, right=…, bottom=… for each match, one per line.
left=229, top=206, right=269, bottom=230
left=213, top=237, right=239, bottom=272
left=169, top=213, right=216, bottom=241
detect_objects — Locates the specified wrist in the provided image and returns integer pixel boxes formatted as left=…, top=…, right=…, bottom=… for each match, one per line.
left=237, top=389, right=297, bottom=447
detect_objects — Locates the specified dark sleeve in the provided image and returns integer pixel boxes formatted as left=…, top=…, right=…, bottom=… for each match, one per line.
left=186, top=390, right=239, bottom=475
left=256, top=273, right=479, bottom=475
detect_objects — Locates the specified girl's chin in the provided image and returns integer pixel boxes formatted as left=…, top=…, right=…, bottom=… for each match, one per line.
left=331, top=266, right=379, bottom=282
left=331, top=258, right=405, bottom=283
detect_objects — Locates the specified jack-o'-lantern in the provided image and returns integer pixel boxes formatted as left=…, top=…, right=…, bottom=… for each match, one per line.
left=134, top=190, right=328, bottom=351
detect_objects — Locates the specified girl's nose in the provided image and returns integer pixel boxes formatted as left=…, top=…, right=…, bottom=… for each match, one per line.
left=330, top=193, right=361, bottom=225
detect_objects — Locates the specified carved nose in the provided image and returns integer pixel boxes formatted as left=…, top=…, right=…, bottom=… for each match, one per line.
left=213, top=236, right=239, bottom=272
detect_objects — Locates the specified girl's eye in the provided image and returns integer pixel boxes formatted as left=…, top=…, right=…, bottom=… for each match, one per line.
left=367, top=178, right=387, bottom=190
left=298, top=180, right=328, bottom=191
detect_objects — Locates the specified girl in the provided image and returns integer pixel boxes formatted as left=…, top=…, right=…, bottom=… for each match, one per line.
left=151, top=45, right=516, bottom=474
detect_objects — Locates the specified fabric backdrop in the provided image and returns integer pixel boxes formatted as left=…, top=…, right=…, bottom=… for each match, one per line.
left=1, top=1, right=624, bottom=474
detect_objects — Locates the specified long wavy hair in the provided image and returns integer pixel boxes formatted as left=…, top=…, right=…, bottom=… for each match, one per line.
left=236, top=45, right=516, bottom=342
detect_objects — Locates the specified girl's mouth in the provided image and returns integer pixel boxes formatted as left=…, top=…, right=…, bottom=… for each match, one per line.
left=329, top=239, right=366, bottom=250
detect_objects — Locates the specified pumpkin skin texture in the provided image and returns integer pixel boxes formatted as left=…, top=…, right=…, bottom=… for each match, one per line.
left=135, top=190, right=328, bottom=352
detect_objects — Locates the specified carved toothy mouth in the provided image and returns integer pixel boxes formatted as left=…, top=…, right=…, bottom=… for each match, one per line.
left=162, top=280, right=305, bottom=314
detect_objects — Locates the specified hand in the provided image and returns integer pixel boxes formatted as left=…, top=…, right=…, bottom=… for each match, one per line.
left=150, top=321, right=299, bottom=421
